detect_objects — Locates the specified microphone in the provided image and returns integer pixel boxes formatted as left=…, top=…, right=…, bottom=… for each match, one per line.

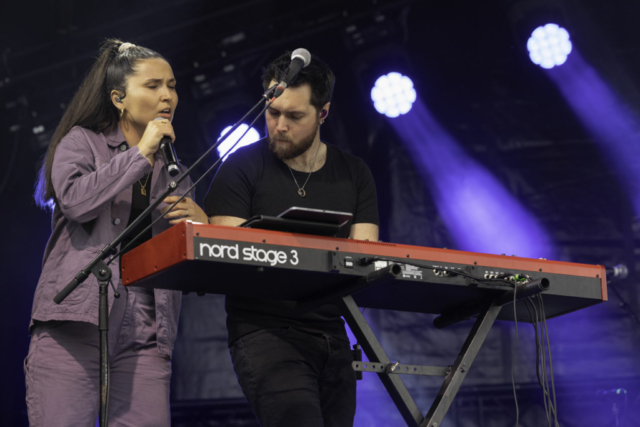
left=272, top=48, right=312, bottom=99
left=154, top=118, right=180, bottom=176
left=605, top=264, right=629, bottom=281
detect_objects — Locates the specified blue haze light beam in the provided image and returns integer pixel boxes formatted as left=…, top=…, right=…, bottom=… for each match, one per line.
left=527, top=50, right=640, bottom=423
left=546, top=51, right=640, bottom=216
left=389, top=99, right=555, bottom=258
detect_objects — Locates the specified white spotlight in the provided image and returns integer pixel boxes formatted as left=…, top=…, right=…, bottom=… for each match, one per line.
left=371, top=72, right=416, bottom=118
left=527, top=23, right=572, bottom=69
left=217, top=124, right=260, bottom=161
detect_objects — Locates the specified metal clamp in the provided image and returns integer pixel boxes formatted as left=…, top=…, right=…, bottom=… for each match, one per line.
left=352, top=361, right=450, bottom=377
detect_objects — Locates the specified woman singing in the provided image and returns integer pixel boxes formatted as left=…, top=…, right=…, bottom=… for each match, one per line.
left=26, top=39, right=208, bottom=426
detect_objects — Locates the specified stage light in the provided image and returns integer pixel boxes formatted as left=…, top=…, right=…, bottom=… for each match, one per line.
left=546, top=50, right=640, bottom=216
left=527, top=23, right=572, bottom=69
left=388, top=99, right=555, bottom=259
left=371, top=72, right=416, bottom=118
left=216, top=124, right=260, bottom=161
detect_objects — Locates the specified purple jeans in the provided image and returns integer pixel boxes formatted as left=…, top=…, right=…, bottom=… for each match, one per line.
left=24, top=284, right=171, bottom=427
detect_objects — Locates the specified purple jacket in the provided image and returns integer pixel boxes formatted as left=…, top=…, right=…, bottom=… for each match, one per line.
left=30, top=125, right=192, bottom=356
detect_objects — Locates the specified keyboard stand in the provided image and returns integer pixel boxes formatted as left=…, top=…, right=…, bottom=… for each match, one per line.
left=120, top=222, right=604, bottom=426
left=338, top=294, right=502, bottom=427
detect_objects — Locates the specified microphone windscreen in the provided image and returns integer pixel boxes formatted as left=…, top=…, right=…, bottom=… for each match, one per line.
left=291, top=48, right=311, bottom=67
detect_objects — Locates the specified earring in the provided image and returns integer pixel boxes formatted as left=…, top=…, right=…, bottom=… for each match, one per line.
left=119, top=108, right=124, bottom=118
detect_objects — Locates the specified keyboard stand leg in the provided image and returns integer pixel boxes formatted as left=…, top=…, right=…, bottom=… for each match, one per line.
left=337, top=295, right=502, bottom=427
left=422, top=300, right=502, bottom=427
left=336, top=295, right=424, bottom=427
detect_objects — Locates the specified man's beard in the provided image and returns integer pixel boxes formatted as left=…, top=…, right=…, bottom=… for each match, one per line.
left=268, top=121, right=319, bottom=160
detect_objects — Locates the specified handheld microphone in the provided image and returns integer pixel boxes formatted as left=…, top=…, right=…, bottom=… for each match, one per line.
left=154, top=118, right=180, bottom=176
left=272, top=48, right=312, bottom=99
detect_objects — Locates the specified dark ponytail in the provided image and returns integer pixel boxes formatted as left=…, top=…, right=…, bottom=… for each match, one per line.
left=34, top=39, right=164, bottom=208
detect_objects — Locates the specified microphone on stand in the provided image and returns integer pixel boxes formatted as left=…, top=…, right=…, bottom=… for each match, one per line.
left=272, top=48, right=312, bottom=99
left=605, top=264, right=629, bottom=281
left=154, top=117, right=180, bottom=176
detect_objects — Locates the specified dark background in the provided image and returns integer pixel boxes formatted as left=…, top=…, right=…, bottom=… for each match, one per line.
left=2, top=1, right=640, bottom=425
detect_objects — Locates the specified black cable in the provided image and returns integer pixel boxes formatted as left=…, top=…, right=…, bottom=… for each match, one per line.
left=534, top=296, right=548, bottom=424
left=528, top=297, right=552, bottom=425
left=531, top=294, right=558, bottom=426
left=608, top=283, right=640, bottom=330
left=103, top=279, right=119, bottom=425
left=538, top=296, right=553, bottom=425
left=511, top=284, right=520, bottom=427
left=525, top=297, right=544, bottom=389
left=525, top=296, right=560, bottom=426
left=105, top=347, right=111, bottom=427
left=523, top=297, right=541, bottom=395
left=538, top=294, right=560, bottom=426
left=525, top=298, right=545, bottom=395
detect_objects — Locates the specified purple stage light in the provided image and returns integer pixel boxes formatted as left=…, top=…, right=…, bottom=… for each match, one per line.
left=527, top=23, right=572, bottom=69
left=371, top=72, right=416, bottom=118
left=216, top=124, right=260, bottom=161
left=389, top=99, right=555, bottom=259
left=546, top=50, right=640, bottom=216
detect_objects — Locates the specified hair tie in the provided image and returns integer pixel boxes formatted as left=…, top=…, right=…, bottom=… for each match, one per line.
left=118, top=42, right=136, bottom=53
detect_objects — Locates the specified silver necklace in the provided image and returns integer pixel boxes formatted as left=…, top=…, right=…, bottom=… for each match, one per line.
left=287, top=143, right=321, bottom=198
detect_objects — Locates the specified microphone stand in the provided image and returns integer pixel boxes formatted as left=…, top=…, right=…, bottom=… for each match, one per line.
left=53, top=85, right=277, bottom=427
left=608, top=281, right=640, bottom=332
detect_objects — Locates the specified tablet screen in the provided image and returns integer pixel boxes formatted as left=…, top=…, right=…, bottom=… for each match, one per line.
left=277, top=207, right=353, bottom=227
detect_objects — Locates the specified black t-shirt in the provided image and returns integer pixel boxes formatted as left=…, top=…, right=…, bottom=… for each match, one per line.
left=204, top=138, right=379, bottom=344
left=120, top=172, right=155, bottom=299
left=120, top=172, right=153, bottom=256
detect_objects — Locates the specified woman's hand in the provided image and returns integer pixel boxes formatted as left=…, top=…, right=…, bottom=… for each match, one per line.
left=161, top=196, right=208, bottom=224
left=138, top=119, right=175, bottom=166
